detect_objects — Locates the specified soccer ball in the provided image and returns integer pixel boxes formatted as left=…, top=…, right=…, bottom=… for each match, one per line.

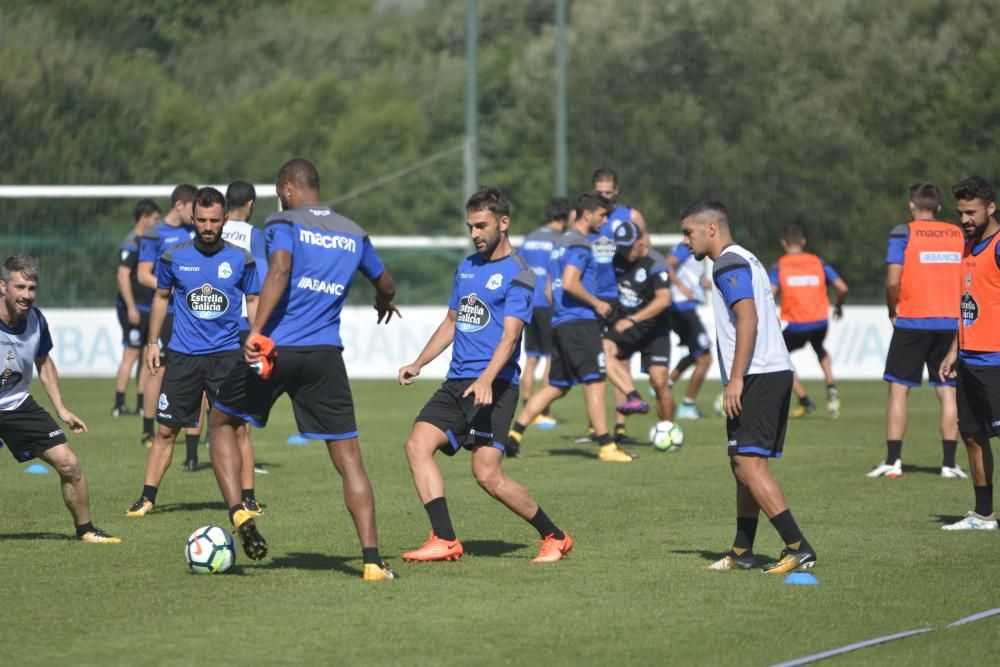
left=648, top=420, right=684, bottom=452
left=185, top=525, right=236, bottom=574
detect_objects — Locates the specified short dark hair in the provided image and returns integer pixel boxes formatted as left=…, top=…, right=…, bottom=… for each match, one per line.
left=133, top=198, right=160, bottom=222
left=592, top=167, right=618, bottom=186
left=192, top=186, right=227, bottom=214
left=170, top=183, right=197, bottom=206
left=952, top=176, right=995, bottom=205
left=465, top=186, right=511, bottom=217
left=277, top=158, right=320, bottom=191
left=226, top=180, right=256, bottom=210
left=681, top=198, right=729, bottom=221
left=2, top=252, right=40, bottom=283
left=782, top=224, right=805, bottom=245
left=544, top=197, right=572, bottom=223
left=909, top=181, right=941, bottom=211
left=575, top=191, right=611, bottom=218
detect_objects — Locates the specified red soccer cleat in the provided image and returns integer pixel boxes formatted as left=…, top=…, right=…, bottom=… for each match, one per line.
left=532, top=531, right=574, bottom=563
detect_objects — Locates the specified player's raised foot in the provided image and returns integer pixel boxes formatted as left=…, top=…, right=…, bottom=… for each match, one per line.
left=140, top=433, right=153, bottom=449
left=762, top=547, right=816, bottom=575
left=181, top=459, right=198, bottom=472
left=617, top=396, right=649, bottom=415
left=676, top=403, right=705, bottom=420
left=505, top=433, right=522, bottom=459
left=826, top=397, right=841, bottom=420
left=707, top=551, right=757, bottom=571
left=790, top=403, right=816, bottom=418
left=940, top=465, right=968, bottom=480
left=362, top=560, right=399, bottom=581
left=598, top=443, right=635, bottom=462
left=942, top=511, right=998, bottom=531
left=242, top=499, right=264, bottom=516
left=573, top=427, right=597, bottom=444
left=532, top=414, right=557, bottom=430
left=532, top=531, right=574, bottom=563
left=125, top=496, right=154, bottom=517
left=402, top=532, right=464, bottom=562
left=232, top=509, right=268, bottom=560
left=79, top=527, right=122, bottom=544
left=866, top=459, right=902, bottom=478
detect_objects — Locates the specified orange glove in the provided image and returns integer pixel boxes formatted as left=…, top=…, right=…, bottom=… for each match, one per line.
left=247, top=333, right=277, bottom=380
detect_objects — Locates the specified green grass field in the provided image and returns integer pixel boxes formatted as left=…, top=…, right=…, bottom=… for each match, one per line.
left=2, top=378, right=997, bottom=666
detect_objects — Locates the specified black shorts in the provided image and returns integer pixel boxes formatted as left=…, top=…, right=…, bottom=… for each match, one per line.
left=0, top=396, right=67, bottom=463
left=157, top=350, right=241, bottom=427
left=726, top=370, right=792, bottom=459
left=415, top=378, right=519, bottom=455
left=214, top=347, right=358, bottom=440
left=604, top=320, right=671, bottom=372
left=671, top=309, right=711, bottom=355
left=883, top=328, right=956, bottom=387
left=956, top=363, right=1000, bottom=438
left=782, top=325, right=828, bottom=357
left=524, top=307, right=553, bottom=357
left=117, top=304, right=150, bottom=348
left=549, top=320, right=606, bottom=387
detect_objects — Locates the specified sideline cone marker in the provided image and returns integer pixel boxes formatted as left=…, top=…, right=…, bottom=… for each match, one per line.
left=783, top=572, right=819, bottom=585
left=24, top=463, right=50, bottom=474
left=286, top=434, right=308, bottom=445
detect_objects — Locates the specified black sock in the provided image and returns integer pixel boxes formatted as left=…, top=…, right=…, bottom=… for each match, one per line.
left=769, top=509, right=810, bottom=551
left=424, top=497, right=456, bottom=541
left=799, top=395, right=813, bottom=408
left=528, top=506, right=564, bottom=540
left=886, top=440, right=902, bottom=463
left=826, top=383, right=836, bottom=392
left=75, top=521, right=95, bottom=537
left=114, top=391, right=125, bottom=409
left=627, top=390, right=641, bottom=402
left=185, top=434, right=199, bottom=462
left=142, top=417, right=154, bottom=437
left=512, top=422, right=527, bottom=436
left=136, top=393, right=144, bottom=412
left=942, top=440, right=958, bottom=468
left=142, top=485, right=158, bottom=503
left=362, top=547, right=381, bottom=565
left=732, top=516, right=758, bottom=555
left=974, top=485, right=993, bottom=517
left=596, top=433, right=613, bottom=446
left=241, top=488, right=256, bottom=504
left=542, top=405, right=551, bottom=417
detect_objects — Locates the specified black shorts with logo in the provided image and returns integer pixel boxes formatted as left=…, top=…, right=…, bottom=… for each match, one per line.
left=549, top=320, right=606, bottom=387
left=956, top=362, right=1000, bottom=438
left=671, top=308, right=711, bottom=355
left=214, top=347, right=358, bottom=441
left=604, top=320, right=671, bottom=372
left=782, top=325, right=828, bottom=357
left=117, top=304, right=150, bottom=349
left=415, top=378, right=519, bottom=456
left=0, top=396, right=67, bottom=463
left=524, top=307, right=553, bottom=357
left=726, top=370, right=793, bottom=459
left=883, top=328, right=956, bottom=387
left=157, top=350, right=241, bottom=428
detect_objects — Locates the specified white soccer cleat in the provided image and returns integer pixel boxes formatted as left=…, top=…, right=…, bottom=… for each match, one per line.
left=942, top=511, right=998, bottom=531
left=826, top=397, right=841, bottom=420
left=940, top=465, right=968, bottom=480
left=866, top=459, right=902, bottom=478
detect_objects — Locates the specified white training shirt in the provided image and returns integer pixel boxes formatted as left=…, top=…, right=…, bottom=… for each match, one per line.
left=0, top=308, right=51, bottom=411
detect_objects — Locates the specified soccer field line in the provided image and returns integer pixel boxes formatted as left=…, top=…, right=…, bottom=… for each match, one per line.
left=770, top=607, right=1000, bottom=667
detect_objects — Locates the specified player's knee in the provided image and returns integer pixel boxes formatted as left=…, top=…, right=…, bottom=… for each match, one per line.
left=56, top=452, right=83, bottom=482
left=473, top=465, right=503, bottom=495
left=404, top=433, right=436, bottom=462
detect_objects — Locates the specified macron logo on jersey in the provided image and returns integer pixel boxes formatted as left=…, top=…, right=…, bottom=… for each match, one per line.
left=297, top=276, right=346, bottom=295
left=919, top=251, right=961, bottom=264
left=786, top=275, right=820, bottom=287
left=299, top=229, right=357, bottom=252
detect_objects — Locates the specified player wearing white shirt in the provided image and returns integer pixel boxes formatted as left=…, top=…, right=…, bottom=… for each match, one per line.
left=680, top=199, right=815, bottom=575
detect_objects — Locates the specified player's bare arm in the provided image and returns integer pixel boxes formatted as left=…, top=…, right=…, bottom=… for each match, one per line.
left=615, top=286, right=670, bottom=334
left=35, top=354, right=87, bottom=433
left=725, top=298, right=758, bottom=419
left=117, top=264, right=139, bottom=324
left=370, top=270, right=401, bottom=324
left=137, top=260, right=157, bottom=290
left=399, top=309, right=457, bottom=385
left=145, top=287, right=170, bottom=375
left=463, top=315, right=526, bottom=407
left=832, top=277, right=849, bottom=320
left=562, top=264, right=611, bottom=319
left=885, top=263, right=902, bottom=323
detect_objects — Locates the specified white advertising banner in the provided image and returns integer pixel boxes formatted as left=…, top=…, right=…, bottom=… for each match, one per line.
left=42, top=305, right=900, bottom=381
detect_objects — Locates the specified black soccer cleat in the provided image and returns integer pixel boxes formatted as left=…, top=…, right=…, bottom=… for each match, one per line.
left=233, top=510, right=268, bottom=560
left=762, top=547, right=817, bottom=575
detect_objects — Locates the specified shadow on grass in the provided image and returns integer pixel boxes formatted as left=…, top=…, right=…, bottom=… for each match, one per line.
left=462, top=539, right=527, bottom=558
left=669, top=548, right=778, bottom=565
left=902, top=464, right=945, bottom=475
left=547, top=448, right=597, bottom=459
left=0, top=532, right=72, bottom=541
left=155, top=501, right=229, bottom=513
left=265, top=551, right=361, bottom=577
left=932, top=514, right=967, bottom=526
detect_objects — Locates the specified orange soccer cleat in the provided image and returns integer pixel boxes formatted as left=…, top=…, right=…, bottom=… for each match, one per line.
left=402, top=532, right=464, bottom=562
left=532, top=531, right=574, bottom=563
left=247, top=333, right=277, bottom=380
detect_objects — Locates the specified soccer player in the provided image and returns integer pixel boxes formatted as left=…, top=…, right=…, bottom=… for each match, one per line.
left=869, top=182, right=966, bottom=479
left=125, top=187, right=260, bottom=519
left=517, top=197, right=571, bottom=430
left=0, top=253, right=120, bottom=544
left=506, top=192, right=634, bottom=463
left=666, top=237, right=713, bottom=419
left=210, top=158, right=400, bottom=581
left=939, top=177, right=1000, bottom=530
left=113, top=198, right=160, bottom=417
left=680, top=199, right=816, bottom=574
left=602, top=220, right=676, bottom=427
left=769, top=224, right=849, bottom=419
left=399, top=187, right=573, bottom=563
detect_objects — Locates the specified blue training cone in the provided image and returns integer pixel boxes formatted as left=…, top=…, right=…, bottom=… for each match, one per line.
left=783, top=572, right=819, bottom=585
left=286, top=434, right=309, bottom=446
left=24, top=463, right=50, bottom=474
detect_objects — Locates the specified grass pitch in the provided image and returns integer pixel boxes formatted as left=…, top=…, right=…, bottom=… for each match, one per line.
left=2, top=378, right=997, bottom=665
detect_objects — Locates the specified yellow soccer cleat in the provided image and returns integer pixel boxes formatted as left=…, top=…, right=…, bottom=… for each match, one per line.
left=242, top=499, right=264, bottom=517
left=79, top=528, right=122, bottom=544
left=598, top=443, right=635, bottom=462
left=232, top=509, right=268, bottom=560
left=362, top=560, right=399, bottom=581
left=762, top=547, right=817, bottom=575
left=125, top=497, right=154, bottom=517
left=790, top=404, right=816, bottom=419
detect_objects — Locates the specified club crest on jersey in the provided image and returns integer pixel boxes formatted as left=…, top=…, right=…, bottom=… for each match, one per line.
left=158, top=393, right=169, bottom=411
left=186, top=283, right=228, bottom=320
left=635, top=268, right=647, bottom=283
left=456, top=293, right=491, bottom=333
left=0, top=357, right=23, bottom=395
left=961, top=292, right=979, bottom=327
left=486, top=273, right=503, bottom=290
left=218, top=262, right=233, bottom=279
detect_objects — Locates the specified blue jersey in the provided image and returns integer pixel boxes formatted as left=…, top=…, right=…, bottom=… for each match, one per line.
left=157, top=241, right=260, bottom=355
left=140, top=220, right=196, bottom=312
left=589, top=205, right=631, bottom=299
left=519, top=225, right=562, bottom=308
left=447, top=252, right=535, bottom=382
left=551, top=228, right=599, bottom=328
left=262, top=206, right=385, bottom=349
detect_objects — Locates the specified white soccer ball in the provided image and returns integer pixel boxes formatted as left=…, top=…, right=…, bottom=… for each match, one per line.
left=185, top=525, right=236, bottom=574
left=648, top=420, right=684, bottom=451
